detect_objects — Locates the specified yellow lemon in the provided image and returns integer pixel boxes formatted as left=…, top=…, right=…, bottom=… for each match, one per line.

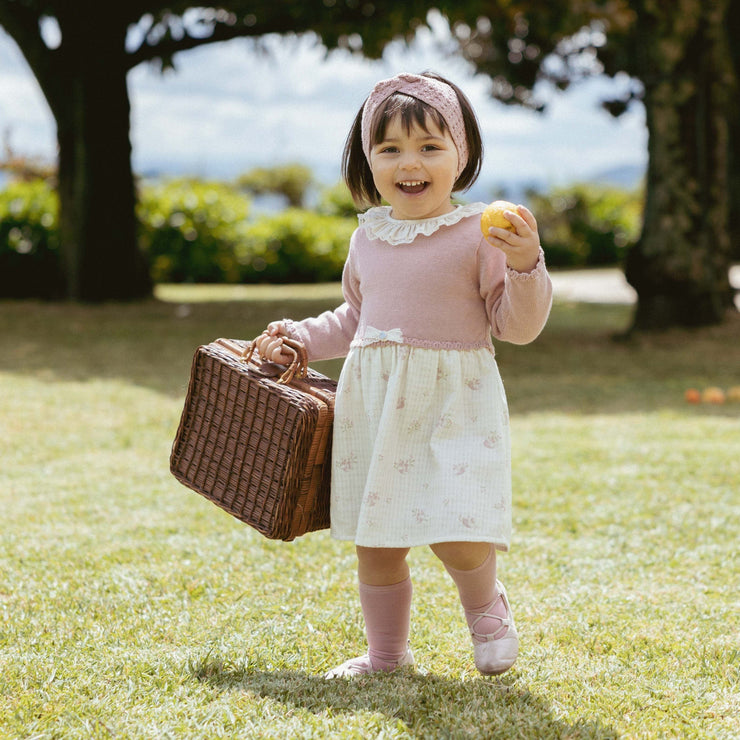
left=480, top=200, right=518, bottom=236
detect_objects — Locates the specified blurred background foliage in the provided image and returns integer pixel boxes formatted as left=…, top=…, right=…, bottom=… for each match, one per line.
left=0, top=179, right=60, bottom=298
left=525, top=183, right=641, bottom=267
left=138, top=179, right=250, bottom=284
left=235, top=163, right=314, bottom=208
left=0, top=162, right=643, bottom=295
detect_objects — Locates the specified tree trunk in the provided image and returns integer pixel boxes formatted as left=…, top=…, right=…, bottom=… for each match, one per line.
left=54, top=52, right=150, bottom=301
left=8, top=8, right=153, bottom=303
left=624, top=4, right=735, bottom=330
left=727, top=0, right=740, bottom=263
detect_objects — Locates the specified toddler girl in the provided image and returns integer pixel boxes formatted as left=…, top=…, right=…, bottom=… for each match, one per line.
left=255, top=72, right=552, bottom=677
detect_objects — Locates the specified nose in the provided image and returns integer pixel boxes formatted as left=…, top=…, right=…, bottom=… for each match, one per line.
left=398, top=150, right=421, bottom=170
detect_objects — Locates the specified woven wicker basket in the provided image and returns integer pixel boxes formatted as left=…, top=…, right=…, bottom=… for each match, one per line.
left=170, top=337, right=335, bottom=540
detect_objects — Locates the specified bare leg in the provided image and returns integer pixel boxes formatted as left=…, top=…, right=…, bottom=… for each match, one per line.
left=356, top=545, right=410, bottom=585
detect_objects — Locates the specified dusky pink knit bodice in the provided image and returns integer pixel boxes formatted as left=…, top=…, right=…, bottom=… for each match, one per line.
left=284, top=204, right=553, bottom=360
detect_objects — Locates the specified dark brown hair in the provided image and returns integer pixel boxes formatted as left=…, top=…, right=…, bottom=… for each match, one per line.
left=341, top=72, right=484, bottom=209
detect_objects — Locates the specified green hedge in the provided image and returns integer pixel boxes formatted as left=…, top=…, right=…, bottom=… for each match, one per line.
left=137, top=179, right=251, bottom=284
left=527, top=184, right=642, bottom=267
left=238, top=208, right=353, bottom=283
left=1, top=177, right=643, bottom=298
left=0, top=180, right=61, bottom=298
left=137, top=180, right=353, bottom=284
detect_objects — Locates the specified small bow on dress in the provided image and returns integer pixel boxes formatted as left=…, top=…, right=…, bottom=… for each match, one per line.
left=360, top=327, right=404, bottom=345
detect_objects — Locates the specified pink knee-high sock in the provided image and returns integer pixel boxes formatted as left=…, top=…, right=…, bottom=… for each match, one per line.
left=359, top=577, right=413, bottom=670
left=443, top=546, right=507, bottom=643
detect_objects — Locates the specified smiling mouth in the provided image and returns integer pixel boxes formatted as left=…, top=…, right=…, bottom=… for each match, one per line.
left=397, top=180, right=428, bottom=194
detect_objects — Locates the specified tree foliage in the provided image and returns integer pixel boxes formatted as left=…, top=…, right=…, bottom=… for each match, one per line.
left=456, top=1, right=738, bottom=328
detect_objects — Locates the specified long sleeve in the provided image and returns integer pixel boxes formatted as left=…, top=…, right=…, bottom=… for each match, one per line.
left=284, top=237, right=362, bottom=361
left=480, top=245, right=553, bottom=345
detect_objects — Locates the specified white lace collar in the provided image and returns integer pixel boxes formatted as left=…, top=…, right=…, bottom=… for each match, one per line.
left=358, top=202, right=486, bottom=245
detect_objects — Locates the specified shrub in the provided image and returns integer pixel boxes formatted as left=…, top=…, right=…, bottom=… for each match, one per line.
left=3, top=175, right=642, bottom=296
left=527, top=184, right=642, bottom=267
left=0, top=179, right=61, bottom=298
left=137, top=179, right=250, bottom=283
left=138, top=180, right=354, bottom=285
left=235, top=163, right=314, bottom=208
left=317, top=181, right=359, bottom=218
left=238, top=209, right=354, bottom=283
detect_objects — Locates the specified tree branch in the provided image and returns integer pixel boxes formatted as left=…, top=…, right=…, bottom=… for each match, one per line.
left=124, top=16, right=293, bottom=70
left=0, top=1, right=65, bottom=114
left=0, top=2, right=47, bottom=75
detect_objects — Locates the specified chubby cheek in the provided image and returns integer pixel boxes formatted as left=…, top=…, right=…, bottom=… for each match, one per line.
left=450, top=152, right=460, bottom=181
left=443, top=156, right=460, bottom=190
left=371, top=171, right=394, bottom=200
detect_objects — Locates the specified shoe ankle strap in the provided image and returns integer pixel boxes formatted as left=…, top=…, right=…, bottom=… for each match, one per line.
left=468, top=592, right=513, bottom=641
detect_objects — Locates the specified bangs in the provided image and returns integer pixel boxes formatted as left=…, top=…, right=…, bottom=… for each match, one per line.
left=369, top=93, right=448, bottom=148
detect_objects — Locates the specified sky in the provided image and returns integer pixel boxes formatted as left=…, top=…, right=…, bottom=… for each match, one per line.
left=0, top=14, right=648, bottom=200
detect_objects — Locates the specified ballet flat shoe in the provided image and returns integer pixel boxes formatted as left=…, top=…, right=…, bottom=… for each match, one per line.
left=470, top=580, right=519, bottom=676
left=324, top=646, right=414, bottom=679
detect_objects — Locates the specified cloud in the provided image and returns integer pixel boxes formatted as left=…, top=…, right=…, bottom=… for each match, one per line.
left=1, top=26, right=646, bottom=189
left=483, top=77, right=647, bottom=183
left=0, top=29, right=56, bottom=157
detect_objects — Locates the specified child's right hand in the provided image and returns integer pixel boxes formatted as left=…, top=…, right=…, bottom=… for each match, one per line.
left=254, top=322, right=294, bottom=364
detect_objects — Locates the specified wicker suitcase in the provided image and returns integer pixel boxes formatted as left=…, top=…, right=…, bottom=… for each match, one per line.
left=170, top=337, right=335, bottom=540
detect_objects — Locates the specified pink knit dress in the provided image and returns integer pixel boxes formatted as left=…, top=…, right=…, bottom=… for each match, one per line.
left=284, top=203, right=553, bottom=550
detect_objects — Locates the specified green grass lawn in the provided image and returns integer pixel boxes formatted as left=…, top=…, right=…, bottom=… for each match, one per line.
left=1, top=285, right=738, bottom=739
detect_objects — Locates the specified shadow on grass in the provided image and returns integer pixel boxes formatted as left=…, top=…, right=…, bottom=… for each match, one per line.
left=192, top=659, right=618, bottom=739
left=1, top=295, right=738, bottom=416
left=0, top=296, right=346, bottom=398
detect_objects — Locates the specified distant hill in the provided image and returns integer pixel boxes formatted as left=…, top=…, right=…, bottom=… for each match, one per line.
left=589, top=164, right=644, bottom=189
left=466, top=162, right=645, bottom=205
left=2, top=162, right=645, bottom=204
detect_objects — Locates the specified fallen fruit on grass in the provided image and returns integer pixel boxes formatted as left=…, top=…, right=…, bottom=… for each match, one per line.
left=727, top=386, right=740, bottom=402
left=684, top=388, right=701, bottom=404
left=701, top=387, right=726, bottom=404
left=481, top=200, right=518, bottom=236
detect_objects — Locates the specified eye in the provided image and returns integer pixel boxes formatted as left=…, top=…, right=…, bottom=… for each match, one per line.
left=421, top=144, right=440, bottom=152
left=379, top=145, right=399, bottom=154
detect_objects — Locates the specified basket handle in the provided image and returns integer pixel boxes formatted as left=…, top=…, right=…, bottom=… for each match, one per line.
left=215, top=337, right=309, bottom=384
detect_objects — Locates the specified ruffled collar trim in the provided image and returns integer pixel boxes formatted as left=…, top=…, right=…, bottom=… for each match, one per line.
left=358, top=202, right=486, bottom=245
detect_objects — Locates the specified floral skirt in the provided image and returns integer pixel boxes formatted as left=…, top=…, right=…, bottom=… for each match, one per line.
left=330, top=343, right=512, bottom=549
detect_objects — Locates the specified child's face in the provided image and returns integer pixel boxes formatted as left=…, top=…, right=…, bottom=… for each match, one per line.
left=369, top=114, right=459, bottom=221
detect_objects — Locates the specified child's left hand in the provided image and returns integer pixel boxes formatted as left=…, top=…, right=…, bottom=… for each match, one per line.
left=483, top=205, right=541, bottom=273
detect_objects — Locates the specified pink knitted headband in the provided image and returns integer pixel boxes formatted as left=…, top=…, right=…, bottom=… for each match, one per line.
left=360, top=73, right=469, bottom=178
